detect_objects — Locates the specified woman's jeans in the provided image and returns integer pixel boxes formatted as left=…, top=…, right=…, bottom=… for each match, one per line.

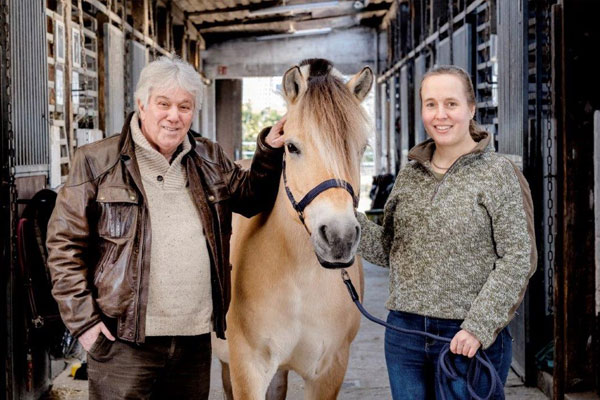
left=384, top=310, right=512, bottom=400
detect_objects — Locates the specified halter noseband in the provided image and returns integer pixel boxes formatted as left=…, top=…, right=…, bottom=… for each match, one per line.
left=282, top=156, right=359, bottom=234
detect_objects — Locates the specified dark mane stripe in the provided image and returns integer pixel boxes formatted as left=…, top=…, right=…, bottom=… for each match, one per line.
left=300, top=58, right=333, bottom=78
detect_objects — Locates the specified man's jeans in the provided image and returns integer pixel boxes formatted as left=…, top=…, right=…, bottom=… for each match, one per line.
left=87, top=333, right=211, bottom=399
left=384, top=310, right=512, bottom=400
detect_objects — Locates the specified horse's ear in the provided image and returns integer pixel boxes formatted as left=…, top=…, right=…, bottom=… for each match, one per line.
left=282, top=66, right=306, bottom=104
left=347, top=66, right=373, bottom=102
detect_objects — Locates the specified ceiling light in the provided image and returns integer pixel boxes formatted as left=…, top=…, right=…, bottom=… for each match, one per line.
left=256, top=27, right=333, bottom=41
left=353, top=0, right=367, bottom=10
left=248, top=1, right=340, bottom=17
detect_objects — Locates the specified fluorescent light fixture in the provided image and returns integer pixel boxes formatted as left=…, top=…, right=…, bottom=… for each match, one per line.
left=249, top=1, right=340, bottom=17
left=256, top=27, right=333, bottom=41
left=353, top=0, right=367, bottom=9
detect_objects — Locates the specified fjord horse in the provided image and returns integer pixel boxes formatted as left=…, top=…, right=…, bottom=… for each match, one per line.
left=213, top=58, right=373, bottom=399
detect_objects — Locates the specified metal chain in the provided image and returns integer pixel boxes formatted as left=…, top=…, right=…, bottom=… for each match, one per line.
left=542, top=0, right=555, bottom=315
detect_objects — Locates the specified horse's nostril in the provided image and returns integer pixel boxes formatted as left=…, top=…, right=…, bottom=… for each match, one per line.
left=355, top=226, right=360, bottom=241
left=319, top=225, right=329, bottom=244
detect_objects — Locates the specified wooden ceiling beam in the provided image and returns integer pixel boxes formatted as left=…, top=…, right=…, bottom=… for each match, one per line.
left=186, top=1, right=280, bottom=17
left=194, top=14, right=299, bottom=30
left=193, top=1, right=391, bottom=30
left=198, top=14, right=359, bottom=33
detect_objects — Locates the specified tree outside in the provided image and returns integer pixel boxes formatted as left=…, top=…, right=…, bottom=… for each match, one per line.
left=242, top=102, right=283, bottom=158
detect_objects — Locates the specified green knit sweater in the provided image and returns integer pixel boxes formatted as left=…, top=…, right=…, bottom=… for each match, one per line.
left=358, top=133, right=537, bottom=348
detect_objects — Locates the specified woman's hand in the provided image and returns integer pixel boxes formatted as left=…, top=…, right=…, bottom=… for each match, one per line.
left=265, top=114, right=286, bottom=148
left=450, top=329, right=481, bottom=358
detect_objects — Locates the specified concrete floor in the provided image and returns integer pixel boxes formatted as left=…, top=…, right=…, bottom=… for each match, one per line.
left=50, top=261, right=549, bottom=399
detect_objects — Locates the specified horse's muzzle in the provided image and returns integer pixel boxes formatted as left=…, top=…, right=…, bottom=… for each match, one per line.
left=316, top=254, right=355, bottom=269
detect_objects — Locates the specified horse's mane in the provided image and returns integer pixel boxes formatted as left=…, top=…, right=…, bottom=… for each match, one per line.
left=295, top=59, right=370, bottom=181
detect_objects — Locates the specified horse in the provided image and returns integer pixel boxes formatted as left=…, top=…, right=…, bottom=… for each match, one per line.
left=212, top=58, right=374, bottom=400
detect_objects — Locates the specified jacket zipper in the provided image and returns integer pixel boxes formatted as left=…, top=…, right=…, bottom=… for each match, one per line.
left=134, top=207, right=146, bottom=342
left=210, top=201, right=225, bottom=333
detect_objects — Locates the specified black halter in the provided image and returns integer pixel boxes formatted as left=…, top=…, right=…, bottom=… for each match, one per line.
left=282, top=156, right=359, bottom=234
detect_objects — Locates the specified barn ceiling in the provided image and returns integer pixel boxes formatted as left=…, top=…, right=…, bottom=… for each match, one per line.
left=173, top=0, right=394, bottom=44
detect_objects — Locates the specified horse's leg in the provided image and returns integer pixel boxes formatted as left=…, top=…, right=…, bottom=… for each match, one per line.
left=229, top=347, right=278, bottom=400
left=266, top=370, right=289, bottom=400
left=220, top=361, right=234, bottom=400
left=303, top=350, right=350, bottom=400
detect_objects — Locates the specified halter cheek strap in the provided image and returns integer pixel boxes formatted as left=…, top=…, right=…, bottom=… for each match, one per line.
left=282, top=156, right=359, bottom=234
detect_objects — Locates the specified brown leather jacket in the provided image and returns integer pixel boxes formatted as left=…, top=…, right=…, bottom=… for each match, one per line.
left=47, top=113, right=283, bottom=342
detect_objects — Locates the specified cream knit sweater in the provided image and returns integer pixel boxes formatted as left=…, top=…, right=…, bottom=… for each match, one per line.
left=131, top=114, right=213, bottom=336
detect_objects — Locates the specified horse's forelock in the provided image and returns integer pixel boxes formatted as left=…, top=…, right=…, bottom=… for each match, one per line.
left=295, top=71, right=369, bottom=182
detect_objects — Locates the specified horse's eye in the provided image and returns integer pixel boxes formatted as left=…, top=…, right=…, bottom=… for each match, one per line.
left=287, top=143, right=300, bottom=154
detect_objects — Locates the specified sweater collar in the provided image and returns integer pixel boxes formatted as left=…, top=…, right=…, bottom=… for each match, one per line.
left=130, top=112, right=192, bottom=179
left=130, top=113, right=192, bottom=160
left=408, top=131, right=492, bottom=167
left=118, top=112, right=198, bottom=160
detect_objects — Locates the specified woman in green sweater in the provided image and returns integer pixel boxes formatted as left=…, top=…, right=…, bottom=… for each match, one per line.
left=358, top=65, right=536, bottom=399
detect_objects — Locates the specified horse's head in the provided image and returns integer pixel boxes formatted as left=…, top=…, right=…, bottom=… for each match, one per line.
left=280, top=58, right=373, bottom=269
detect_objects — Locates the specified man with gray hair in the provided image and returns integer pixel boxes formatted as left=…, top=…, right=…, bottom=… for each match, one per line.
left=46, top=56, right=285, bottom=398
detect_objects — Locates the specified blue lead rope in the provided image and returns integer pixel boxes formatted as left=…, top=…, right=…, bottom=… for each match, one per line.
left=341, top=269, right=504, bottom=400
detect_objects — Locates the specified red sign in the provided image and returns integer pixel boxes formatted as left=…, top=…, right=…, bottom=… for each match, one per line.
left=217, top=65, right=228, bottom=76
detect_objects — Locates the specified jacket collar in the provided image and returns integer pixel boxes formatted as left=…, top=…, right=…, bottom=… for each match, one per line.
left=407, top=131, right=492, bottom=166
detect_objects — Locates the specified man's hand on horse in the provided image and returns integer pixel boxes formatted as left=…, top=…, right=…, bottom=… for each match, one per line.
left=450, top=329, right=481, bottom=358
left=266, top=115, right=286, bottom=148
left=78, top=321, right=116, bottom=352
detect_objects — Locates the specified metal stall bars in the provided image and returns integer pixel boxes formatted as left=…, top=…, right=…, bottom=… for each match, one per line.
left=13, top=1, right=49, bottom=176
left=122, top=0, right=132, bottom=116
left=8, top=1, right=50, bottom=398
left=497, top=0, right=530, bottom=381
left=46, top=1, right=102, bottom=189
left=388, top=72, right=397, bottom=173
left=524, top=1, right=558, bottom=387
left=1, top=0, right=17, bottom=398
left=104, top=23, right=125, bottom=137
left=87, top=0, right=172, bottom=138
left=497, top=0, right=526, bottom=163
left=524, top=0, right=559, bottom=391
left=413, top=53, right=426, bottom=144
left=73, top=0, right=102, bottom=149
left=377, top=0, right=491, bottom=174
left=399, top=64, right=412, bottom=167
left=46, top=3, right=70, bottom=187
left=474, top=0, right=498, bottom=140
left=393, top=71, right=401, bottom=174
